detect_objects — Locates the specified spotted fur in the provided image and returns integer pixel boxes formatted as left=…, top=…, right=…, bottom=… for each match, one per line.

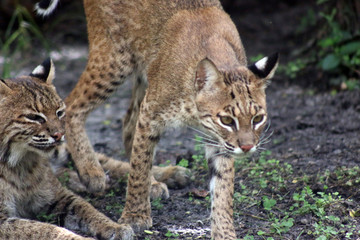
left=36, top=0, right=278, bottom=238
left=0, top=60, right=133, bottom=240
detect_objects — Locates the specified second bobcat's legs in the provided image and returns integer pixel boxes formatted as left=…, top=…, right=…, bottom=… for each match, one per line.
left=119, top=99, right=164, bottom=232
left=65, top=35, right=135, bottom=193
left=122, top=75, right=147, bottom=157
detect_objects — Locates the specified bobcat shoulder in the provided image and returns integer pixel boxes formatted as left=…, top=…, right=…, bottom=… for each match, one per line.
left=36, top=0, right=278, bottom=238
left=0, top=59, right=133, bottom=240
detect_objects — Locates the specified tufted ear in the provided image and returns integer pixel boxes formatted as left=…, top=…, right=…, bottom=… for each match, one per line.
left=248, top=53, right=279, bottom=80
left=0, top=79, right=12, bottom=96
left=29, top=58, right=55, bottom=84
left=195, top=58, right=221, bottom=92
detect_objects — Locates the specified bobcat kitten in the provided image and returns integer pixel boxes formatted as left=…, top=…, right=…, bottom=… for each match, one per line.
left=36, top=0, right=279, bottom=238
left=0, top=59, right=133, bottom=240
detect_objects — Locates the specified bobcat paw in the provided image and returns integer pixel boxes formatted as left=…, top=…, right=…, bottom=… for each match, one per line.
left=118, top=213, right=152, bottom=233
left=150, top=181, right=169, bottom=200
left=101, top=223, right=134, bottom=240
left=152, top=165, right=191, bottom=189
left=78, top=162, right=107, bottom=193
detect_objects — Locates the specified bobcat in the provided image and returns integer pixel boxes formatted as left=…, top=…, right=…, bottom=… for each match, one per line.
left=0, top=59, right=134, bottom=240
left=36, top=0, right=279, bottom=238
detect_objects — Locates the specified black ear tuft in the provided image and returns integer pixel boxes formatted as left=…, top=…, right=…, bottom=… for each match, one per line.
left=248, top=53, right=279, bottom=79
left=29, top=58, right=55, bottom=84
left=0, top=79, right=12, bottom=95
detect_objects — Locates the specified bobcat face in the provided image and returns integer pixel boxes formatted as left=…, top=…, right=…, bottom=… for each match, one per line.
left=0, top=59, right=66, bottom=165
left=195, top=54, right=278, bottom=155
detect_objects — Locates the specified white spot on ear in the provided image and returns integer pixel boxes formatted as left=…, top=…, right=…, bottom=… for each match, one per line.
left=35, top=0, right=59, bottom=17
left=255, top=56, right=268, bottom=71
left=32, top=65, right=45, bottom=76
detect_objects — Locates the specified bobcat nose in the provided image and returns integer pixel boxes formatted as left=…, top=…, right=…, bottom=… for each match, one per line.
left=52, top=132, right=64, bottom=142
left=240, top=145, right=254, bottom=153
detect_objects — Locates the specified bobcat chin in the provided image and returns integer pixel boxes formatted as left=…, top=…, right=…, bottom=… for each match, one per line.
left=36, top=0, right=279, bottom=238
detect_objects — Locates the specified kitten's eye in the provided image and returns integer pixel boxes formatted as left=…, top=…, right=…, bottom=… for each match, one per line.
left=25, top=114, right=46, bottom=124
left=252, top=115, right=264, bottom=125
left=220, top=116, right=234, bottom=126
left=56, top=109, right=65, bottom=119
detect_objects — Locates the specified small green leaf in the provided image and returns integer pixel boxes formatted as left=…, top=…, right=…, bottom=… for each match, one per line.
left=263, top=196, right=277, bottom=210
left=321, top=54, right=340, bottom=71
left=339, top=41, right=360, bottom=55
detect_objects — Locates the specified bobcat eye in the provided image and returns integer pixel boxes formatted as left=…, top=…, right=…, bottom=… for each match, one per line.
left=220, top=116, right=234, bottom=126
left=25, top=114, right=46, bottom=124
left=56, top=109, right=65, bottom=119
left=252, top=115, right=264, bottom=125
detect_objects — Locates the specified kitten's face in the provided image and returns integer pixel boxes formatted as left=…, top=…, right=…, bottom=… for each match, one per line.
left=0, top=59, right=66, bottom=165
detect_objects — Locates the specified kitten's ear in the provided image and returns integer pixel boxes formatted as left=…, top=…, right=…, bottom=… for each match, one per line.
left=248, top=53, right=279, bottom=80
left=30, top=58, right=55, bottom=84
left=195, top=58, right=221, bottom=92
left=0, top=79, right=12, bottom=96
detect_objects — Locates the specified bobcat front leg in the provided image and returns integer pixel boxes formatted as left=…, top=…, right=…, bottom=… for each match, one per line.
left=0, top=217, right=93, bottom=240
left=65, top=39, right=134, bottom=193
left=206, top=146, right=237, bottom=239
left=119, top=102, right=165, bottom=232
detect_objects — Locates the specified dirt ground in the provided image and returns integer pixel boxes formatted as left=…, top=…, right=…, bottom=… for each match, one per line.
left=2, top=0, right=360, bottom=239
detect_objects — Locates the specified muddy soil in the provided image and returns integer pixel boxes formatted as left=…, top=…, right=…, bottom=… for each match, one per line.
left=2, top=0, right=360, bottom=239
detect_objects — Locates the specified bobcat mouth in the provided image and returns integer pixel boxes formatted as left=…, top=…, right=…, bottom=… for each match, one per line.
left=29, top=141, right=61, bottom=151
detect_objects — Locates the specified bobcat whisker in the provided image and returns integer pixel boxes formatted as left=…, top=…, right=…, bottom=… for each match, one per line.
left=188, top=136, right=218, bottom=144
left=259, top=130, right=274, bottom=145
left=211, top=151, right=229, bottom=158
left=259, top=139, right=271, bottom=145
left=264, top=119, right=271, bottom=133
left=189, top=126, right=215, bottom=140
left=190, top=140, right=223, bottom=148
left=257, top=147, right=267, bottom=151
left=194, top=136, right=219, bottom=144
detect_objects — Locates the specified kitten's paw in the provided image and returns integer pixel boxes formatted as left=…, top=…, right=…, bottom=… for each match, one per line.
left=152, top=165, right=191, bottom=189
left=98, top=223, right=134, bottom=240
left=78, top=162, right=107, bottom=193
left=150, top=181, right=169, bottom=200
left=118, top=213, right=152, bottom=233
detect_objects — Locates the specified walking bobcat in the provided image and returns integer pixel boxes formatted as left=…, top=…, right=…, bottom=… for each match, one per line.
left=0, top=59, right=133, bottom=240
left=37, top=0, right=278, bottom=238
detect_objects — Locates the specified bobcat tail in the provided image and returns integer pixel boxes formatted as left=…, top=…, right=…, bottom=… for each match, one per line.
left=34, top=0, right=60, bottom=16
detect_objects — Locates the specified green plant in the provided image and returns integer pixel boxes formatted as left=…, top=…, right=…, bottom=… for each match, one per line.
left=165, top=230, right=179, bottom=240
left=58, top=171, right=70, bottom=186
left=279, top=59, right=308, bottom=78
left=270, top=217, right=294, bottom=235
left=152, top=197, right=164, bottom=210
left=105, top=202, right=123, bottom=214
left=177, top=158, right=189, bottom=168
left=263, top=196, right=277, bottom=211
left=36, top=212, right=57, bottom=224
left=317, top=9, right=360, bottom=82
left=281, top=0, right=360, bottom=90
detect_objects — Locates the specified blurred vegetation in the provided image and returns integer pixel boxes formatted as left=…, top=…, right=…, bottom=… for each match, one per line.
left=281, top=0, right=360, bottom=91
left=0, top=3, right=49, bottom=78
left=0, top=0, right=85, bottom=78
